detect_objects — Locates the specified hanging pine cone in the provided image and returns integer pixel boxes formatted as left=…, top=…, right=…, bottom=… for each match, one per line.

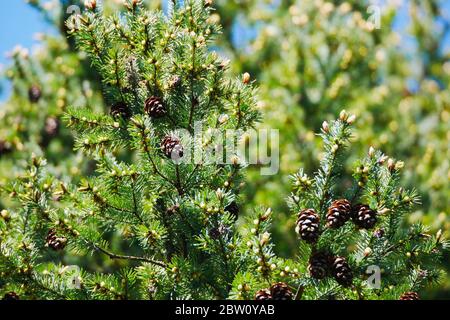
left=3, top=292, right=20, bottom=300
left=352, top=204, right=377, bottom=229
left=399, top=292, right=420, bottom=300
left=270, top=282, right=293, bottom=300
left=166, top=204, right=180, bottom=215
left=331, top=256, right=353, bottom=287
left=28, top=85, right=42, bottom=103
left=255, top=288, right=272, bottom=300
left=44, top=117, right=60, bottom=137
left=144, top=96, right=166, bottom=118
left=0, top=140, right=12, bottom=156
left=295, top=209, right=320, bottom=243
left=45, top=229, right=67, bottom=251
left=161, top=135, right=183, bottom=160
left=326, top=199, right=352, bottom=229
left=110, top=102, right=131, bottom=119
left=308, top=251, right=332, bottom=279
left=224, top=201, right=239, bottom=220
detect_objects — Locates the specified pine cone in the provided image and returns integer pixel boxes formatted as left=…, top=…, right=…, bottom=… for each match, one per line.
left=224, top=201, right=239, bottom=220
left=0, top=140, right=12, bottom=156
left=28, top=85, right=42, bottom=103
left=352, top=204, right=377, bottom=229
left=168, top=75, right=181, bottom=89
left=3, top=292, right=20, bottom=300
left=110, top=102, right=131, bottom=119
left=166, top=204, right=180, bottom=215
left=46, top=229, right=67, bottom=251
left=326, top=199, right=351, bottom=229
left=255, top=288, right=272, bottom=300
left=331, top=256, right=353, bottom=287
left=44, top=117, right=60, bottom=137
left=161, top=135, right=183, bottom=160
left=209, top=224, right=227, bottom=240
left=144, top=96, right=166, bottom=118
left=295, top=209, right=320, bottom=243
left=308, top=251, right=332, bottom=279
left=270, top=282, right=293, bottom=300
left=399, top=292, right=420, bottom=300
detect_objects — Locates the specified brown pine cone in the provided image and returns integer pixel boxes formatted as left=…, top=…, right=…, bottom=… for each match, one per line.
left=373, top=228, right=385, bottom=239
left=399, top=292, right=420, bottom=300
left=110, top=102, right=131, bottom=119
left=352, top=204, right=377, bottom=229
left=308, top=251, right=332, bottom=279
left=331, top=256, right=353, bottom=287
left=326, top=199, right=352, bottom=229
left=255, top=288, right=272, bottom=300
left=295, top=209, right=320, bottom=244
left=3, top=292, right=20, bottom=300
left=270, top=282, right=293, bottom=300
left=168, top=75, right=181, bottom=89
left=166, top=204, right=180, bottom=215
left=161, top=135, right=183, bottom=160
left=144, top=96, right=166, bottom=118
left=28, top=85, right=42, bottom=103
left=44, top=117, right=60, bottom=137
left=46, top=229, right=68, bottom=251
left=209, top=224, right=227, bottom=240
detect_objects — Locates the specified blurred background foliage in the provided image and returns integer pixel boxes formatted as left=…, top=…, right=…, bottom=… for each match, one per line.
left=0, top=0, right=448, bottom=298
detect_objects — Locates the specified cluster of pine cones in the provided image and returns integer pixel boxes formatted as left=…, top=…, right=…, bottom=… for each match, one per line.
left=296, top=199, right=377, bottom=244
left=308, top=252, right=353, bottom=286
left=255, top=282, right=293, bottom=300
